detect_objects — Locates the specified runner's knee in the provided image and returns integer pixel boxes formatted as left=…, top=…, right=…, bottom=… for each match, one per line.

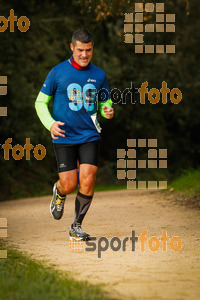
left=80, top=173, right=96, bottom=189
left=59, top=178, right=77, bottom=194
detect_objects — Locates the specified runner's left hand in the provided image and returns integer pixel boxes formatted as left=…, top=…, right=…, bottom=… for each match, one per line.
left=102, top=106, right=114, bottom=119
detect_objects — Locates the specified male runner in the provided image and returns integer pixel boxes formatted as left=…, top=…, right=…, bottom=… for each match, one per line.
left=35, top=29, right=114, bottom=241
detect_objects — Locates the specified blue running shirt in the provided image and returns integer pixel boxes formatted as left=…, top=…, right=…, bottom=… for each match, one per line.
left=40, top=59, right=111, bottom=144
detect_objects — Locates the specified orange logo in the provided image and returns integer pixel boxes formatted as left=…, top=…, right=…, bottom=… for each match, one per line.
left=0, top=9, right=30, bottom=32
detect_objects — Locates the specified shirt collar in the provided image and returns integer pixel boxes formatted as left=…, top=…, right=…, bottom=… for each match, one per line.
left=69, top=55, right=91, bottom=70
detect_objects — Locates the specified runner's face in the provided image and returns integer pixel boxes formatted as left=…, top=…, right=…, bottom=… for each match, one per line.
left=70, top=41, right=93, bottom=67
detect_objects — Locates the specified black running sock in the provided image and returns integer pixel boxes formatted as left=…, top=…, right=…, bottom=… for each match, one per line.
left=73, top=191, right=93, bottom=225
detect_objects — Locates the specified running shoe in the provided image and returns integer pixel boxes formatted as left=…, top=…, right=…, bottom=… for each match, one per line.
left=50, top=183, right=66, bottom=220
left=69, top=222, right=90, bottom=241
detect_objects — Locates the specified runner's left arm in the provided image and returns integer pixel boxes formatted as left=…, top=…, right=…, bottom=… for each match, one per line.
left=98, top=74, right=113, bottom=119
left=98, top=99, right=113, bottom=119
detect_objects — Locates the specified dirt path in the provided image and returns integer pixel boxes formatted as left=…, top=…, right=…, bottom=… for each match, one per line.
left=0, top=190, right=200, bottom=300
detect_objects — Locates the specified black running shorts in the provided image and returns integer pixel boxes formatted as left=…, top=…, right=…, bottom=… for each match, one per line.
left=53, top=140, right=100, bottom=173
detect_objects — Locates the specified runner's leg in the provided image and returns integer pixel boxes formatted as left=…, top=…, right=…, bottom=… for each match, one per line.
left=69, top=163, right=97, bottom=240
left=72, top=141, right=99, bottom=226
left=50, top=143, right=78, bottom=220
left=54, top=143, right=78, bottom=194
left=69, top=141, right=99, bottom=240
left=73, top=163, right=97, bottom=224
left=57, top=169, right=77, bottom=195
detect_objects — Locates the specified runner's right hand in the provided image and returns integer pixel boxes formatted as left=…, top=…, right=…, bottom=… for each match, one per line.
left=50, top=121, right=65, bottom=139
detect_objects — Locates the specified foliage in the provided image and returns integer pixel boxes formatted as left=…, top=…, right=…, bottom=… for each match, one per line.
left=168, top=169, right=200, bottom=194
left=0, top=0, right=199, bottom=200
left=167, top=169, right=200, bottom=209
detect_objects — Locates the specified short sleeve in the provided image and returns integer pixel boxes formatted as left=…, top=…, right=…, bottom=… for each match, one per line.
left=40, top=68, right=57, bottom=96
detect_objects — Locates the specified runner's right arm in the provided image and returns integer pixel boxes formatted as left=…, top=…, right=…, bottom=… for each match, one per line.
left=35, top=91, right=65, bottom=139
left=35, top=91, right=56, bottom=131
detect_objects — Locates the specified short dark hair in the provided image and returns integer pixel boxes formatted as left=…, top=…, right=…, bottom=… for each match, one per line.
left=72, top=29, right=94, bottom=46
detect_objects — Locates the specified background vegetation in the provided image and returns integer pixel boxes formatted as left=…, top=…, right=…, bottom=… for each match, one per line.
left=0, top=0, right=199, bottom=200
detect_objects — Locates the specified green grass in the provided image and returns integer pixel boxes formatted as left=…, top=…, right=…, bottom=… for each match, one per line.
left=167, top=169, right=200, bottom=209
left=168, top=169, right=200, bottom=195
left=0, top=241, right=115, bottom=300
